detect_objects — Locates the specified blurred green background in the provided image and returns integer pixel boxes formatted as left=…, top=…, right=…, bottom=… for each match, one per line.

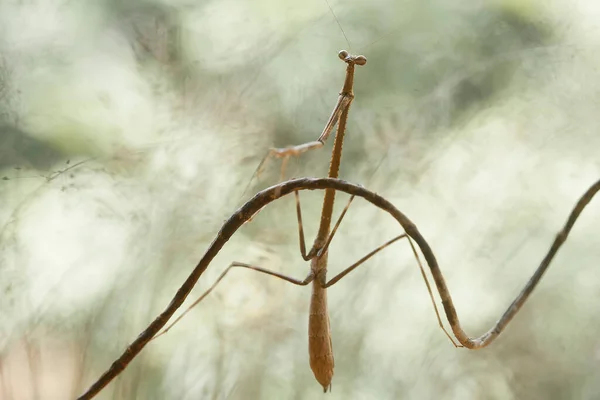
left=1, top=0, right=600, bottom=399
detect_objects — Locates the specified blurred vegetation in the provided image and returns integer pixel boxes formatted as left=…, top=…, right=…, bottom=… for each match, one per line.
left=1, top=0, right=599, bottom=399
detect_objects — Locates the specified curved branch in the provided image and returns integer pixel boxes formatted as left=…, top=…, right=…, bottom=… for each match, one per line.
left=78, top=177, right=600, bottom=399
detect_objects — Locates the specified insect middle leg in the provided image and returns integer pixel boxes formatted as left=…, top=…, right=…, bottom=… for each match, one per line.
left=294, top=190, right=356, bottom=261
left=153, top=262, right=316, bottom=340
left=293, top=191, right=458, bottom=346
left=322, top=234, right=459, bottom=346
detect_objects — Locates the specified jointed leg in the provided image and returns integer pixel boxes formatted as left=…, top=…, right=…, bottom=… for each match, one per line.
left=294, top=191, right=356, bottom=260
left=404, top=235, right=461, bottom=347
left=256, top=93, right=352, bottom=182
left=323, top=234, right=407, bottom=288
left=255, top=141, right=324, bottom=181
left=322, top=233, right=460, bottom=347
left=317, top=195, right=355, bottom=258
left=295, top=191, right=310, bottom=261
left=153, top=262, right=315, bottom=340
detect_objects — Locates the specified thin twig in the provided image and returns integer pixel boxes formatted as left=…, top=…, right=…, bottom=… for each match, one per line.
left=78, top=176, right=600, bottom=399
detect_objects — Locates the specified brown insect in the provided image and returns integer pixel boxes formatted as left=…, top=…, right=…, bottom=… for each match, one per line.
left=151, top=49, right=450, bottom=391
left=78, top=50, right=452, bottom=397
left=76, top=49, right=600, bottom=399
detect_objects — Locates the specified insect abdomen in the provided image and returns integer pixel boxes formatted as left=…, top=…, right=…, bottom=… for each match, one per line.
left=308, top=278, right=334, bottom=392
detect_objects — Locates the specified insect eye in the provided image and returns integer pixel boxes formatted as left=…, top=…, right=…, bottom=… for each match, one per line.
left=338, top=50, right=349, bottom=61
left=354, top=55, right=367, bottom=66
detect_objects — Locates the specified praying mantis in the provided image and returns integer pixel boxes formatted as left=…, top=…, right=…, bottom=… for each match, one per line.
left=152, top=49, right=453, bottom=392
left=76, top=46, right=600, bottom=399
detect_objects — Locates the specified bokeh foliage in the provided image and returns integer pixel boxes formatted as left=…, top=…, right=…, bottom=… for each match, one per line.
left=1, top=0, right=599, bottom=399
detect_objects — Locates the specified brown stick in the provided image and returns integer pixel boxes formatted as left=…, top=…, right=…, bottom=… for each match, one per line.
left=77, top=176, right=600, bottom=399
